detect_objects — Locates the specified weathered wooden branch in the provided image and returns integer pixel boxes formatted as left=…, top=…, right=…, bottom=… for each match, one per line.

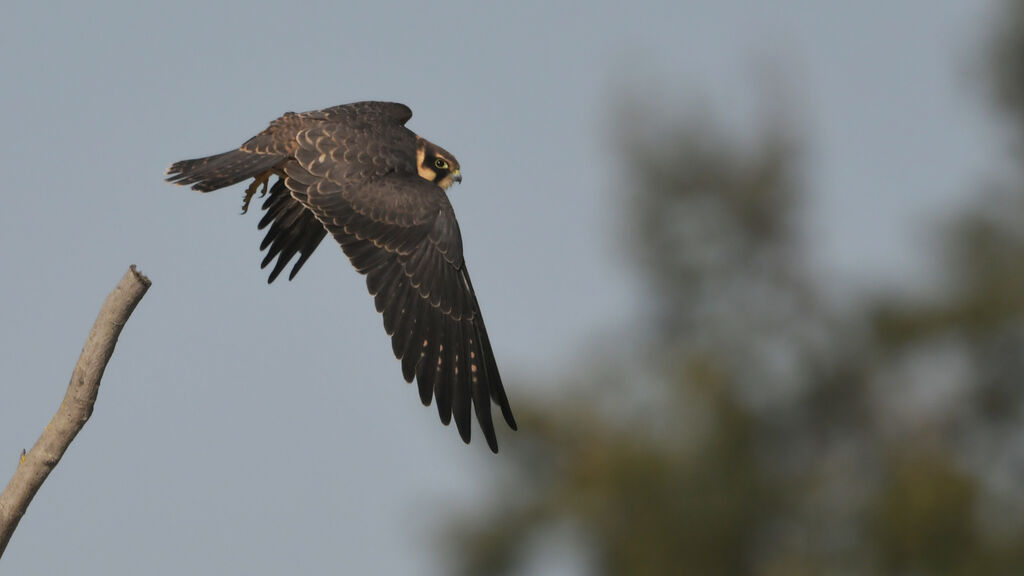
left=0, top=265, right=151, bottom=558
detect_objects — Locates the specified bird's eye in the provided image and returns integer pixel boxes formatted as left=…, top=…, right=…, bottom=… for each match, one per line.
left=434, top=158, right=449, bottom=170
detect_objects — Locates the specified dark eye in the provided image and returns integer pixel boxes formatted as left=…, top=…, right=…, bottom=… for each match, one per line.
left=434, top=158, right=449, bottom=170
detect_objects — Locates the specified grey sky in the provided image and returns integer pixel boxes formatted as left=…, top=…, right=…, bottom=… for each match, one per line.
left=0, top=1, right=1002, bottom=574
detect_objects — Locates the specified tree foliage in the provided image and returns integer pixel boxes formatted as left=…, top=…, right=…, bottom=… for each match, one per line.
left=448, top=3, right=1024, bottom=574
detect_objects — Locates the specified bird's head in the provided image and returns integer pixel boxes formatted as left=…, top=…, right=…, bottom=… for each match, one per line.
left=416, top=138, right=462, bottom=190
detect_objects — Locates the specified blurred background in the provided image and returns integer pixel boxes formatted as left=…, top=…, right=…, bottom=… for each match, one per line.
left=2, top=1, right=1023, bottom=574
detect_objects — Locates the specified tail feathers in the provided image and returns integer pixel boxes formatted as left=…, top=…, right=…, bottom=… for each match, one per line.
left=166, top=149, right=283, bottom=192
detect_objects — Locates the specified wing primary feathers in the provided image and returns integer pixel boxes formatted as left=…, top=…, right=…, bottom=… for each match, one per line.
left=434, top=317, right=454, bottom=426
left=481, top=321, right=516, bottom=430
left=393, top=290, right=421, bottom=381
left=287, top=247, right=318, bottom=281
left=370, top=256, right=404, bottom=312
left=399, top=314, right=421, bottom=383
left=468, top=330, right=499, bottom=452
left=414, top=302, right=437, bottom=406
left=265, top=251, right=291, bottom=283
left=383, top=275, right=412, bottom=338
left=451, top=320, right=473, bottom=444
left=255, top=179, right=327, bottom=283
left=462, top=269, right=517, bottom=431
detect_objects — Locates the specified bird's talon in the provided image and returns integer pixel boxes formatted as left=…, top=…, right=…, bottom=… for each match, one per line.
left=241, top=171, right=271, bottom=214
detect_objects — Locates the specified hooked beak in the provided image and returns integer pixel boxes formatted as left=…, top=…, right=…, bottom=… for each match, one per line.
left=452, top=169, right=462, bottom=184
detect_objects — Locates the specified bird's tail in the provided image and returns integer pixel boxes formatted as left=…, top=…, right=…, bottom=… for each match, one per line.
left=165, top=150, right=283, bottom=192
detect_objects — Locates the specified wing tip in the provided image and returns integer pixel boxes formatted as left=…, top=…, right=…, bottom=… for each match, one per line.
left=482, top=425, right=500, bottom=453
left=500, top=403, right=518, bottom=431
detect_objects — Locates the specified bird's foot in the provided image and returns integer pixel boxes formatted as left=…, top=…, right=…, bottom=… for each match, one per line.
left=242, top=171, right=272, bottom=214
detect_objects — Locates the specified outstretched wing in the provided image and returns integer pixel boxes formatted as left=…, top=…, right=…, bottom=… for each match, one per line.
left=257, top=179, right=328, bottom=282
left=167, top=101, right=516, bottom=451
left=283, top=127, right=516, bottom=451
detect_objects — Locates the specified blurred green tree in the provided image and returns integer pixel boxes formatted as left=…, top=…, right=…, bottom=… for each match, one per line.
left=447, top=2, right=1024, bottom=574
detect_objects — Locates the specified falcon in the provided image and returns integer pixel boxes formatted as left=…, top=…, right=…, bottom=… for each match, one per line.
left=166, top=101, right=516, bottom=452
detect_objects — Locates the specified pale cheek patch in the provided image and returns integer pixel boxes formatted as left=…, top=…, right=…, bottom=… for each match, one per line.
left=418, top=165, right=437, bottom=182
left=416, top=142, right=437, bottom=182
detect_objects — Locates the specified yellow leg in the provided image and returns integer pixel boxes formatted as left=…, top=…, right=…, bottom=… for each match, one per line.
left=242, top=171, right=272, bottom=214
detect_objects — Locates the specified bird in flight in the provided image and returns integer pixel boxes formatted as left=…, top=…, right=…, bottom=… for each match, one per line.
left=166, top=101, right=516, bottom=452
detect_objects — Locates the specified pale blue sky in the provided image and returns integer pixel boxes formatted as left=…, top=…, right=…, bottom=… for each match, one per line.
left=0, top=1, right=1003, bottom=574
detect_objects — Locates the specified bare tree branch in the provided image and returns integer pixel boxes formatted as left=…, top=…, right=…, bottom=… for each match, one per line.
left=0, top=265, right=151, bottom=558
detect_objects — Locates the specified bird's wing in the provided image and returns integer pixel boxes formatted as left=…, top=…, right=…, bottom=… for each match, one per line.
left=240, top=102, right=413, bottom=156
left=281, top=124, right=516, bottom=451
left=167, top=102, right=414, bottom=283
left=257, top=179, right=328, bottom=282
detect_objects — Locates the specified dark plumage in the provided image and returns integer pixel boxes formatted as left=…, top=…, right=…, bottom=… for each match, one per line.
left=166, top=101, right=515, bottom=452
